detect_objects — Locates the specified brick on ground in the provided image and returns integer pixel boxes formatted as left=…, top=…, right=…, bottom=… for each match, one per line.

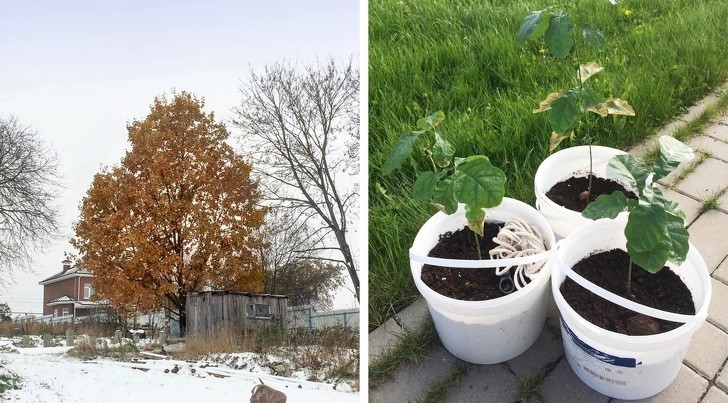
left=684, top=321, right=728, bottom=379
left=689, top=136, right=728, bottom=163
left=706, top=123, right=728, bottom=143
left=674, top=158, right=728, bottom=203
left=540, top=359, right=610, bottom=403
left=687, top=210, right=728, bottom=272
left=703, top=386, right=728, bottom=403
left=708, top=278, right=728, bottom=333
left=716, top=362, right=728, bottom=392
left=711, top=257, right=728, bottom=285
left=369, top=341, right=462, bottom=403
left=442, top=364, right=518, bottom=403
left=368, top=297, right=430, bottom=364
left=507, top=326, right=563, bottom=379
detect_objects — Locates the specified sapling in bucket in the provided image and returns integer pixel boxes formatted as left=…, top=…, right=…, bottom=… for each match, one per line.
left=550, top=136, right=712, bottom=399
left=381, top=112, right=555, bottom=364
left=516, top=4, right=635, bottom=219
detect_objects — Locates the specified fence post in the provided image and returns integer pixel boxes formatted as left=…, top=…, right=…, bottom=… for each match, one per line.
left=43, top=333, right=52, bottom=348
left=159, top=330, right=167, bottom=345
left=22, top=335, right=30, bottom=348
left=113, top=329, right=121, bottom=344
left=343, top=311, right=348, bottom=328
left=66, top=329, right=75, bottom=347
left=308, top=306, right=313, bottom=334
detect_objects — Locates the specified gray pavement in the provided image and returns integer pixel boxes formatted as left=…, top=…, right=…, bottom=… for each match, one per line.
left=369, top=87, right=728, bottom=402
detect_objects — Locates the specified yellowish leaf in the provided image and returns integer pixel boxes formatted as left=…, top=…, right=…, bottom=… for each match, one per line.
left=603, top=97, right=636, bottom=116
left=579, top=61, right=604, bottom=83
left=549, top=129, right=573, bottom=152
left=533, top=92, right=564, bottom=113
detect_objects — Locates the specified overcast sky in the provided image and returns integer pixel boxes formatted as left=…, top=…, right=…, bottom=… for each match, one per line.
left=0, top=0, right=360, bottom=314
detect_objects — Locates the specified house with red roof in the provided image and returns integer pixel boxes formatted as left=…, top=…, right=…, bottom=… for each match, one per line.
left=38, top=259, right=104, bottom=320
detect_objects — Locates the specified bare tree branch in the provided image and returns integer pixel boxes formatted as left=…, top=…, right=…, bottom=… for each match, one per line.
left=233, top=58, right=360, bottom=301
left=0, top=116, right=61, bottom=282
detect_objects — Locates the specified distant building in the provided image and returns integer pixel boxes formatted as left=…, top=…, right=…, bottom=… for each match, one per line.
left=38, top=259, right=104, bottom=320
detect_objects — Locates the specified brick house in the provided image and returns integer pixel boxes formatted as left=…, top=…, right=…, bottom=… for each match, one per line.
left=38, top=259, right=102, bottom=319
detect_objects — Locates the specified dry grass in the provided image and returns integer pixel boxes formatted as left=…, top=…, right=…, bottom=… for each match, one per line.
left=0, top=320, right=116, bottom=338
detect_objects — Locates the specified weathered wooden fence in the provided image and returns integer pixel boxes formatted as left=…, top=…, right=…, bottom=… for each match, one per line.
left=186, top=291, right=288, bottom=339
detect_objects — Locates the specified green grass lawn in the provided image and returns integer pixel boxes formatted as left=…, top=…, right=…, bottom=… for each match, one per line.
left=368, top=0, right=728, bottom=329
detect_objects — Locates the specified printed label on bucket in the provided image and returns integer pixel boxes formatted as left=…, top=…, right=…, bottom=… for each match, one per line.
left=561, top=318, right=640, bottom=388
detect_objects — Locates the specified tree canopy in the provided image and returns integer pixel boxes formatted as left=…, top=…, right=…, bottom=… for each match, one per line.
left=72, top=92, right=266, bottom=331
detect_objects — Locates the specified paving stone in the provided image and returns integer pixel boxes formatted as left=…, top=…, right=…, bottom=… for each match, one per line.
left=612, top=365, right=708, bottom=403
left=703, top=386, right=728, bottom=403
left=690, top=136, right=728, bottom=163
left=369, top=297, right=430, bottom=363
left=657, top=156, right=696, bottom=187
left=711, top=257, right=728, bottom=285
left=708, top=278, right=728, bottom=333
left=706, top=123, right=728, bottom=143
left=443, top=363, right=518, bottom=403
left=688, top=210, right=728, bottom=272
left=684, top=321, right=728, bottom=378
left=678, top=92, right=721, bottom=123
left=369, top=341, right=461, bottom=402
left=507, top=326, right=564, bottom=379
left=716, top=362, right=728, bottom=392
left=660, top=188, right=702, bottom=226
left=541, top=359, right=610, bottom=403
left=675, top=158, right=728, bottom=202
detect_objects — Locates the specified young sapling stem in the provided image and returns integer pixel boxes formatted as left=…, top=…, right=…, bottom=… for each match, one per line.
left=473, top=231, right=482, bottom=260
left=627, top=259, right=633, bottom=296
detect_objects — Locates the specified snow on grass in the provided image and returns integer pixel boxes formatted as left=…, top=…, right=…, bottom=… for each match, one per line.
left=0, top=345, right=359, bottom=402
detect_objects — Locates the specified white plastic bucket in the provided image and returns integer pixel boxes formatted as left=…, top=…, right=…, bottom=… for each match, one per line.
left=553, top=218, right=711, bottom=400
left=534, top=145, right=629, bottom=239
left=409, top=198, right=556, bottom=364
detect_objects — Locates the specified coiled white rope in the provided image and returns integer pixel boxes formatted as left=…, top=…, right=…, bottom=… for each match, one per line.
left=489, top=218, right=547, bottom=290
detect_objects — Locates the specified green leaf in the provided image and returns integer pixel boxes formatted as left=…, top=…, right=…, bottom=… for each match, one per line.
left=548, top=92, right=579, bottom=134
left=544, top=10, right=575, bottom=58
left=625, top=203, right=670, bottom=273
left=579, top=23, right=606, bottom=50
left=582, top=87, right=606, bottom=115
left=516, top=10, right=551, bottom=44
left=416, top=111, right=445, bottom=131
left=432, top=131, right=455, bottom=168
left=665, top=209, right=689, bottom=266
left=431, top=178, right=458, bottom=215
left=579, top=61, right=604, bottom=83
left=652, top=136, right=694, bottom=182
left=465, top=205, right=486, bottom=236
left=582, top=191, right=635, bottom=220
left=452, top=156, right=506, bottom=211
left=381, top=131, right=422, bottom=175
left=607, top=154, right=650, bottom=193
left=413, top=171, right=443, bottom=202
left=665, top=199, right=687, bottom=222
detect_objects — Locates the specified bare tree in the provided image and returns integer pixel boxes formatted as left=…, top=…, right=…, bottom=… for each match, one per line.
left=233, top=59, right=360, bottom=301
left=0, top=116, right=60, bottom=279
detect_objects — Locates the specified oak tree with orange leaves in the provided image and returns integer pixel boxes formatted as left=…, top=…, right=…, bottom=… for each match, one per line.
left=72, top=92, right=266, bottom=334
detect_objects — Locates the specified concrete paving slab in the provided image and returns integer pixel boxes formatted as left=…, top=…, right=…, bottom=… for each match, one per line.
left=369, top=341, right=462, bottom=402
left=678, top=92, right=721, bottom=123
left=687, top=210, right=728, bottom=272
left=368, top=297, right=430, bottom=363
left=689, top=136, right=728, bottom=163
left=675, top=158, right=728, bottom=201
left=716, top=363, right=728, bottom=392
left=507, top=327, right=563, bottom=379
left=703, top=386, right=728, bottom=403
left=657, top=156, right=696, bottom=188
left=612, top=365, right=708, bottom=403
left=706, top=123, right=728, bottom=143
left=443, top=363, right=518, bottom=403
left=684, top=321, right=728, bottom=379
left=541, top=359, right=610, bottom=403
left=661, top=189, right=702, bottom=226
left=708, top=277, right=728, bottom=333
left=711, top=257, right=728, bottom=285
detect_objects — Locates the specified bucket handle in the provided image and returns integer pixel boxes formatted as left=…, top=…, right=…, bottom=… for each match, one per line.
left=555, top=240, right=702, bottom=324
left=409, top=248, right=552, bottom=269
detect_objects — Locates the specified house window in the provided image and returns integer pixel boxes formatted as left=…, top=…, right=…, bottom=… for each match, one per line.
left=84, top=283, right=94, bottom=299
left=62, top=308, right=69, bottom=316
left=54, top=309, right=58, bottom=317
left=246, top=304, right=271, bottom=318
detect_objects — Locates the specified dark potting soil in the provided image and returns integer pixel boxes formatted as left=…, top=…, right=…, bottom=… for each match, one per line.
left=560, top=249, right=695, bottom=336
left=545, top=175, right=638, bottom=212
left=420, top=221, right=526, bottom=301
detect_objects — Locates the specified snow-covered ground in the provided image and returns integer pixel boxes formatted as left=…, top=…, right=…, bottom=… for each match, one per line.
left=0, top=340, right=359, bottom=402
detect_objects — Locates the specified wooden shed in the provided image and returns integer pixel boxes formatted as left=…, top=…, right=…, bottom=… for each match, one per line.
left=186, top=291, right=288, bottom=340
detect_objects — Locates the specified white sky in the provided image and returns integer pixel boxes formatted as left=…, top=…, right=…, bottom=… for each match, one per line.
left=0, top=0, right=360, bottom=314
